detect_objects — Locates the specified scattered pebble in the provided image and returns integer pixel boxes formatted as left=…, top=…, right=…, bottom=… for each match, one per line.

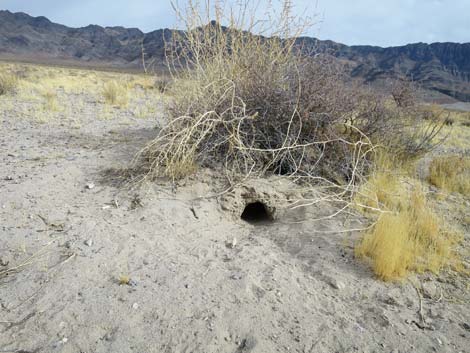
left=231, top=273, right=243, bottom=280
left=85, top=183, right=95, bottom=190
left=326, top=276, right=345, bottom=290
left=226, top=237, right=237, bottom=249
left=64, top=240, right=73, bottom=249
left=84, top=239, right=93, bottom=247
left=132, top=303, right=139, bottom=310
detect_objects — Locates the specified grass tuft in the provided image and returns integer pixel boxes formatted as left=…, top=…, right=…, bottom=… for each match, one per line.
left=40, top=87, right=59, bottom=111
left=0, top=72, right=19, bottom=95
left=428, top=155, right=470, bottom=196
left=102, top=80, right=129, bottom=107
left=356, top=183, right=460, bottom=281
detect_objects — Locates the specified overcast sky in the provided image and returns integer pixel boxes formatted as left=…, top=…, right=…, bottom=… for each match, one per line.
left=1, top=0, right=468, bottom=47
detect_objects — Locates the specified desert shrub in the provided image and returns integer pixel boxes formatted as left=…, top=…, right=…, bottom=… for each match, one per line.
left=102, top=80, right=128, bottom=106
left=138, top=0, right=444, bottom=185
left=390, top=78, right=416, bottom=108
left=0, top=72, right=18, bottom=95
left=356, top=185, right=460, bottom=281
left=428, top=155, right=470, bottom=196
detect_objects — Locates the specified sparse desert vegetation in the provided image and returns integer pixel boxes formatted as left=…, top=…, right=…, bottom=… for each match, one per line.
left=0, top=62, right=162, bottom=123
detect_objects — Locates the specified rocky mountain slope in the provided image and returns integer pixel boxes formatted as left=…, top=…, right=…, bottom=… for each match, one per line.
left=1, top=9, right=469, bottom=101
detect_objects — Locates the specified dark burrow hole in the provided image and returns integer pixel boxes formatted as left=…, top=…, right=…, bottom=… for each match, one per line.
left=241, top=201, right=272, bottom=224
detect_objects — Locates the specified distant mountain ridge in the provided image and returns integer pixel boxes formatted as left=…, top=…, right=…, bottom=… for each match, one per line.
left=1, top=10, right=469, bottom=102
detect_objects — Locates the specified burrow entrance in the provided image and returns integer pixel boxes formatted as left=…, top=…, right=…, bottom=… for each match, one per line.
left=240, top=201, right=273, bottom=224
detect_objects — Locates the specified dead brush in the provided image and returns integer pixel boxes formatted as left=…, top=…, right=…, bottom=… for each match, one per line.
left=135, top=0, right=444, bottom=197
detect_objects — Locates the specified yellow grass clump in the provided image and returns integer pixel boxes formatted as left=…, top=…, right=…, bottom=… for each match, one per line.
left=355, top=151, right=413, bottom=212
left=428, top=155, right=470, bottom=196
left=102, top=80, right=129, bottom=107
left=356, top=184, right=460, bottom=281
left=0, top=72, right=18, bottom=95
left=40, top=87, right=59, bottom=111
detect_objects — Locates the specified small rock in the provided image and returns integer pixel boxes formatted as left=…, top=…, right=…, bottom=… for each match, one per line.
left=84, top=239, right=93, bottom=247
left=436, top=338, right=442, bottom=345
left=64, top=240, right=73, bottom=249
left=132, top=303, right=139, bottom=310
left=326, top=276, right=345, bottom=290
left=103, top=332, right=114, bottom=341
left=226, top=237, right=237, bottom=249
left=231, top=273, right=243, bottom=280
left=428, top=308, right=445, bottom=319
left=62, top=337, right=68, bottom=343
left=85, top=183, right=95, bottom=190
left=4, top=176, right=13, bottom=181
left=461, top=323, right=470, bottom=331
left=421, top=281, right=439, bottom=299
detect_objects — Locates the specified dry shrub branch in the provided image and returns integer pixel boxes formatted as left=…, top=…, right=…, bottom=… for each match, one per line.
left=136, top=0, right=445, bottom=195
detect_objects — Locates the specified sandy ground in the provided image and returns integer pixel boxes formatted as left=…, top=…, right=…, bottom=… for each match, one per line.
left=1, top=70, right=470, bottom=353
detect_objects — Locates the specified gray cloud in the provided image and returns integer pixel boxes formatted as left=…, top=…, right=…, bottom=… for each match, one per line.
left=1, top=0, right=468, bottom=46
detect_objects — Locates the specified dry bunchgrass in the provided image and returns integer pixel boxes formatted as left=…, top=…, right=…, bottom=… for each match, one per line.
left=355, top=152, right=410, bottom=212
left=355, top=151, right=462, bottom=281
left=428, top=155, right=470, bottom=196
left=40, top=87, right=59, bottom=111
left=0, top=71, right=18, bottom=95
left=102, top=80, right=129, bottom=107
left=356, top=184, right=460, bottom=281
